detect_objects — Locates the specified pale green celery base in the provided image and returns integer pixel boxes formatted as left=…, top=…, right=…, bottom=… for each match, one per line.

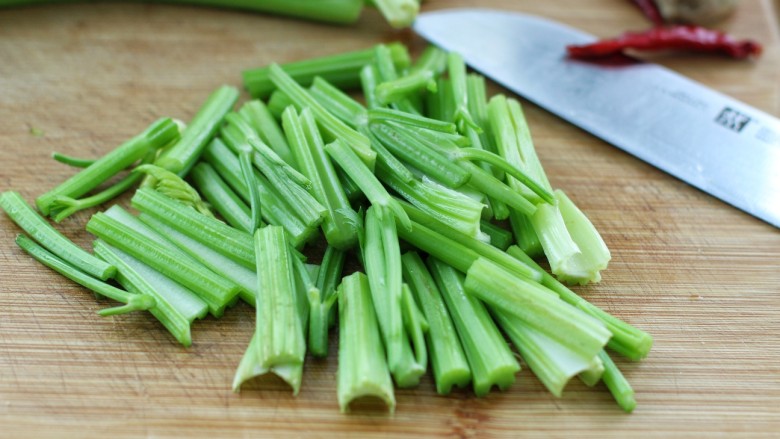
left=531, top=202, right=580, bottom=276
left=555, top=190, right=611, bottom=285
left=232, top=332, right=303, bottom=395
left=494, top=310, right=599, bottom=397
left=578, top=355, right=605, bottom=387
left=532, top=190, right=611, bottom=286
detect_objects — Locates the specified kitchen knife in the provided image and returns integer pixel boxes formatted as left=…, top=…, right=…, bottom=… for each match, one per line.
left=414, top=8, right=780, bottom=228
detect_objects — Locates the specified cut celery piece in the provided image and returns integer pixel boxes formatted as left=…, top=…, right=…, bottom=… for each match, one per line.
left=37, top=118, right=179, bottom=216
left=16, top=234, right=154, bottom=317
left=337, top=272, right=396, bottom=413
left=191, top=162, right=253, bottom=233
left=243, top=43, right=410, bottom=99
left=402, top=252, right=470, bottom=395
left=361, top=205, right=423, bottom=387
left=155, top=86, right=238, bottom=174
left=1, top=191, right=115, bottom=280
left=428, top=258, right=520, bottom=396
left=233, top=226, right=306, bottom=394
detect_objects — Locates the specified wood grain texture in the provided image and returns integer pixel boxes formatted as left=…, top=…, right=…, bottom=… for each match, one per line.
left=1, top=1, right=779, bottom=437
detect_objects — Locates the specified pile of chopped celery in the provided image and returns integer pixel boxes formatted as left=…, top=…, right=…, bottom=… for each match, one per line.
left=1, top=42, right=652, bottom=414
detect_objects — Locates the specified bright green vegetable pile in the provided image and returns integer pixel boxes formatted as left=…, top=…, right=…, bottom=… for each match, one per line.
left=1, top=42, right=651, bottom=414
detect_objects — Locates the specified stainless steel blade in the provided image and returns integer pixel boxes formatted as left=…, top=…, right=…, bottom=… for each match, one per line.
left=414, top=9, right=780, bottom=228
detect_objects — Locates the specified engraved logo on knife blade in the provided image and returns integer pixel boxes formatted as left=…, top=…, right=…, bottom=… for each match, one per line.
left=715, top=107, right=751, bottom=132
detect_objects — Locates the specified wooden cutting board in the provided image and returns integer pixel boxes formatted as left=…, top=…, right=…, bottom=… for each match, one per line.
left=1, top=0, right=778, bottom=437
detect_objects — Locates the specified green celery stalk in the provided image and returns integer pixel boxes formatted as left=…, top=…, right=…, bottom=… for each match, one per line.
left=369, top=108, right=457, bottom=134
left=86, top=208, right=240, bottom=317
left=376, top=163, right=486, bottom=241
left=399, top=200, right=542, bottom=282
left=372, top=44, right=418, bottom=114
left=464, top=258, right=611, bottom=359
left=309, top=77, right=368, bottom=128
left=93, top=240, right=208, bottom=347
left=238, top=100, right=295, bottom=167
left=243, top=43, right=410, bottom=99
left=324, top=140, right=411, bottom=230
left=375, top=70, right=436, bottom=107
left=221, top=112, right=326, bottom=230
left=316, top=245, right=346, bottom=329
left=490, top=95, right=610, bottom=284
left=282, top=106, right=359, bottom=250
left=466, top=73, right=509, bottom=220
left=401, top=252, right=470, bottom=395
left=361, top=205, right=423, bottom=387
left=337, top=272, right=395, bottom=413
left=488, top=94, right=552, bottom=202
left=15, top=235, right=154, bottom=317
left=360, top=124, right=415, bottom=184
left=426, top=77, right=454, bottom=123
left=360, top=63, right=382, bottom=110
left=47, top=149, right=155, bottom=223
left=1, top=191, right=115, bottom=280
left=447, top=52, right=480, bottom=133
left=370, top=123, right=471, bottom=189
left=191, top=162, right=253, bottom=233
left=155, top=86, right=238, bottom=174
left=139, top=214, right=258, bottom=306
left=268, top=63, right=376, bottom=169
left=308, top=246, right=345, bottom=356
left=179, top=0, right=362, bottom=23
left=266, top=90, right=293, bottom=119
left=233, top=226, right=306, bottom=394
left=479, top=220, right=513, bottom=251
left=374, top=46, right=446, bottom=107
left=427, top=257, right=520, bottom=396
left=202, top=139, right=315, bottom=246
left=509, top=209, right=544, bottom=258
left=36, top=117, right=179, bottom=216
left=400, top=282, right=429, bottom=381
left=506, top=246, right=653, bottom=361
left=390, top=122, right=538, bottom=217
left=599, top=350, right=637, bottom=413
left=131, top=188, right=256, bottom=269
left=453, top=147, right=555, bottom=205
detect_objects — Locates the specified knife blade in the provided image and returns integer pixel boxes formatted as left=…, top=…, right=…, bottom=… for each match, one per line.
left=414, top=8, right=780, bottom=228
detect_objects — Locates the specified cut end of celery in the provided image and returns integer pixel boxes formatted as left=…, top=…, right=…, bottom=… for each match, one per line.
left=338, top=383, right=397, bottom=414
left=435, top=367, right=472, bottom=395
left=473, top=364, right=520, bottom=397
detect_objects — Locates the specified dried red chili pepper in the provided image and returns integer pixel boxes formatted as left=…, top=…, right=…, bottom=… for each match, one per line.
left=567, top=25, right=762, bottom=60
left=630, top=0, right=664, bottom=26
